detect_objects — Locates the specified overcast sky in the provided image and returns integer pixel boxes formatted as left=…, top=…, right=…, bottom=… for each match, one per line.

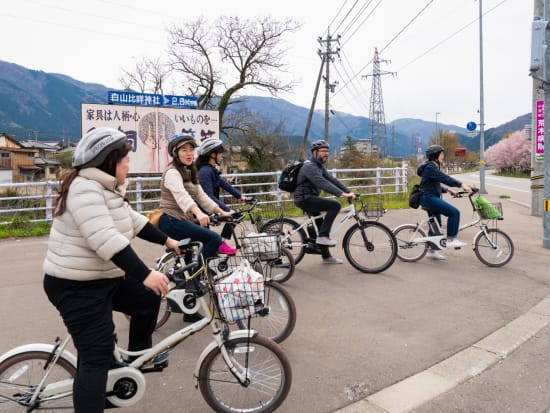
left=2, top=0, right=532, bottom=130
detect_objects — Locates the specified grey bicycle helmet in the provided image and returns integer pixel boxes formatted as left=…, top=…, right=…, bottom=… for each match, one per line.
left=426, top=144, right=444, bottom=161
left=197, top=138, right=225, bottom=157
left=168, top=133, right=197, bottom=157
left=311, top=140, right=329, bottom=152
left=72, top=127, right=127, bottom=168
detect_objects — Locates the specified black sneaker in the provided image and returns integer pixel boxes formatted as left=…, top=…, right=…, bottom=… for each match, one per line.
left=183, top=312, right=204, bottom=323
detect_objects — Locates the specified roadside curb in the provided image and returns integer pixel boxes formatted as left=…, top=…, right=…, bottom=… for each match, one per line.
left=333, top=296, right=550, bottom=413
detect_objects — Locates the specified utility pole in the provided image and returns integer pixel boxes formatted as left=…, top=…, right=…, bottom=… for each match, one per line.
left=318, top=31, right=340, bottom=143
left=301, top=31, right=340, bottom=158
left=543, top=0, right=550, bottom=247
left=478, top=0, right=487, bottom=194
left=362, top=48, right=395, bottom=158
left=532, top=0, right=545, bottom=217
left=531, top=0, right=550, bottom=247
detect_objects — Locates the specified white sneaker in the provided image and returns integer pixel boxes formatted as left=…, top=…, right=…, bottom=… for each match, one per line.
left=446, top=239, right=467, bottom=249
left=316, top=236, right=336, bottom=247
left=425, top=251, right=446, bottom=260
left=322, top=256, right=343, bottom=264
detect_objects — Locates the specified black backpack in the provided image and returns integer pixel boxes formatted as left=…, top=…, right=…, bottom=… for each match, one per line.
left=278, top=160, right=306, bottom=192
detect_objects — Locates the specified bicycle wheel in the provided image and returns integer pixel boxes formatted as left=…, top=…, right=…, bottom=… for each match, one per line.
left=473, top=228, right=514, bottom=267
left=393, top=224, right=429, bottom=262
left=0, top=351, right=76, bottom=412
left=198, top=335, right=292, bottom=413
left=236, top=281, right=296, bottom=343
left=343, top=221, right=398, bottom=273
left=265, top=247, right=295, bottom=283
left=261, top=218, right=307, bottom=264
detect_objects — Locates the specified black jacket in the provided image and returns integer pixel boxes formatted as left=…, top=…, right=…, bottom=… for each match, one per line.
left=417, top=161, right=462, bottom=198
left=293, top=158, right=349, bottom=203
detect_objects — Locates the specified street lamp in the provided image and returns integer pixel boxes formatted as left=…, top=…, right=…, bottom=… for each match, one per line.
left=435, top=112, right=440, bottom=144
left=478, top=0, right=487, bottom=194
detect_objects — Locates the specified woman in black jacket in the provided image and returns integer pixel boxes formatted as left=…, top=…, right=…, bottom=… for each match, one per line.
left=417, top=144, right=473, bottom=258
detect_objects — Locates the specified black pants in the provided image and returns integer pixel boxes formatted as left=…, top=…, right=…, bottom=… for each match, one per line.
left=43, top=275, right=161, bottom=413
left=296, top=196, right=341, bottom=259
left=295, top=196, right=341, bottom=238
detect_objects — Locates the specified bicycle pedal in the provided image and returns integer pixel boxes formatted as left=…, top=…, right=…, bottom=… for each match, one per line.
left=151, top=350, right=170, bottom=367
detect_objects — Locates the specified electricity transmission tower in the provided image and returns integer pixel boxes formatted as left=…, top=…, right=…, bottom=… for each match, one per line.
left=362, top=48, right=395, bottom=157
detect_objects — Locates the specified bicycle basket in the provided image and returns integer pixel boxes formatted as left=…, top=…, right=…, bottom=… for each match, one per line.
left=473, top=197, right=503, bottom=219
left=361, top=202, right=384, bottom=220
left=240, top=232, right=281, bottom=261
left=252, top=202, right=283, bottom=232
left=213, top=259, right=265, bottom=323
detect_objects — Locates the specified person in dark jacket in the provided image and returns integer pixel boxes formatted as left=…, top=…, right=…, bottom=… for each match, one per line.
left=196, top=138, right=246, bottom=255
left=417, top=144, right=473, bottom=258
left=294, top=140, right=356, bottom=264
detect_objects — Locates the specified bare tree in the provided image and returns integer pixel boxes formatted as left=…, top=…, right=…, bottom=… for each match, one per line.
left=166, top=16, right=301, bottom=132
left=119, top=57, right=169, bottom=94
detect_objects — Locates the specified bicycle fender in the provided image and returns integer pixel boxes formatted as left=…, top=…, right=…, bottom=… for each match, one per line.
left=0, top=343, right=77, bottom=367
left=192, top=329, right=259, bottom=387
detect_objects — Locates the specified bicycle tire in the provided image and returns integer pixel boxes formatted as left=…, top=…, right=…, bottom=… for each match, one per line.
left=266, top=246, right=295, bottom=283
left=198, top=335, right=292, bottom=413
left=393, top=224, right=429, bottom=262
left=343, top=221, right=398, bottom=273
left=236, top=281, right=297, bottom=343
left=0, top=351, right=76, bottom=412
left=473, top=228, right=514, bottom=267
left=261, top=218, right=307, bottom=264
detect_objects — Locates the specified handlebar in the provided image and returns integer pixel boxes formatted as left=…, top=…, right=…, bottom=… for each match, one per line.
left=209, top=197, right=258, bottom=225
left=166, top=239, right=204, bottom=281
left=453, top=187, right=479, bottom=198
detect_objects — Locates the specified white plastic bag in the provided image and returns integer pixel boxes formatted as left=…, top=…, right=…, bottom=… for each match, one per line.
left=242, top=232, right=279, bottom=260
left=214, top=259, right=265, bottom=322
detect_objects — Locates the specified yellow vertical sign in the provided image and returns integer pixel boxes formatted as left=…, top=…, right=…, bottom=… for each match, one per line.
left=545, top=200, right=550, bottom=211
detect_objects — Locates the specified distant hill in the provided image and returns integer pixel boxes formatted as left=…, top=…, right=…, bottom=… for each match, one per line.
left=0, top=60, right=531, bottom=156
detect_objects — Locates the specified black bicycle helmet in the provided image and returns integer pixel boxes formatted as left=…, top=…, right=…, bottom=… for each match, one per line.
left=168, top=133, right=197, bottom=157
left=426, top=144, right=444, bottom=161
left=311, top=140, right=329, bottom=152
left=197, top=138, right=225, bottom=157
left=72, top=127, right=127, bottom=168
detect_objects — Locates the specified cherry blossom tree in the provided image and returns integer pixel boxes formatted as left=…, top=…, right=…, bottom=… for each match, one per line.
left=485, top=130, right=530, bottom=173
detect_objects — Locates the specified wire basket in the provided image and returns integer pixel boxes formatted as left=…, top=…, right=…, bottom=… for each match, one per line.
left=250, top=202, right=283, bottom=232
left=239, top=233, right=281, bottom=261
left=361, top=202, right=384, bottom=220
left=476, top=201, right=503, bottom=220
left=209, top=257, right=265, bottom=323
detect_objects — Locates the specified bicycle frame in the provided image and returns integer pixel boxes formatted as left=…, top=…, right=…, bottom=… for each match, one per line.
left=403, top=197, right=497, bottom=250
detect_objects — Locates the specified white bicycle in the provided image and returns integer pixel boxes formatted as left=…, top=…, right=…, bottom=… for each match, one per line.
left=0, top=240, right=292, bottom=413
left=260, top=195, right=398, bottom=273
left=393, top=189, right=514, bottom=267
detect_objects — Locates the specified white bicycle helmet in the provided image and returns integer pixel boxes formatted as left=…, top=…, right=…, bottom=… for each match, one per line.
left=197, top=138, right=225, bottom=157
left=72, top=127, right=127, bottom=168
left=168, top=133, right=197, bottom=157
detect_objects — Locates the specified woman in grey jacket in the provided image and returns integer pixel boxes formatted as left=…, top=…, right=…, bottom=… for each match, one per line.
left=43, top=127, right=181, bottom=413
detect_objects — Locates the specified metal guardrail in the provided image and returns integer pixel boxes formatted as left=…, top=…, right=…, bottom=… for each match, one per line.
left=0, top=165, right=409, bottom=223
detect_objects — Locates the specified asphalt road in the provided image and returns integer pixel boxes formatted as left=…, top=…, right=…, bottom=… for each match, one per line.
left=0, top=185, right=548, bottom=412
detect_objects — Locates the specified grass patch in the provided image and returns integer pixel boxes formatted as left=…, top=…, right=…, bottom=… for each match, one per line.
left=499, top=194, right=511, bottom=199
left=0, top=220, right=51, bottom=239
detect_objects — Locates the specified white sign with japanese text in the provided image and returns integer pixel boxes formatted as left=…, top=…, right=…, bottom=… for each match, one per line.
left=81, top=103, right=219, bottom=173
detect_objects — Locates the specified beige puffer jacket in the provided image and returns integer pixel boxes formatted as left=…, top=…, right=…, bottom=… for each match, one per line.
left=43, top=168, right=148, bottom=281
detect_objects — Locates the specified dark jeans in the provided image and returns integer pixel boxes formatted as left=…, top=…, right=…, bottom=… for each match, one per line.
left=159, top=214, right=222, bottom=259
left=43, top=274, right=161, bottom=413
left=296, top=196, right=341, bottom=238
left=420, top=194, right=460, bottom=238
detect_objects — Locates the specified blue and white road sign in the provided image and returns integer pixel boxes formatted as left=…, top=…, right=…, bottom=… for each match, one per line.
left=466, top=121, right=477, bottom=131
left=107, top=91, right=198, bottom=109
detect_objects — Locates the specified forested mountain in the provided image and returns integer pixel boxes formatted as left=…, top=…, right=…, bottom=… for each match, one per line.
left=0, top=60, right=530, bottom=157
